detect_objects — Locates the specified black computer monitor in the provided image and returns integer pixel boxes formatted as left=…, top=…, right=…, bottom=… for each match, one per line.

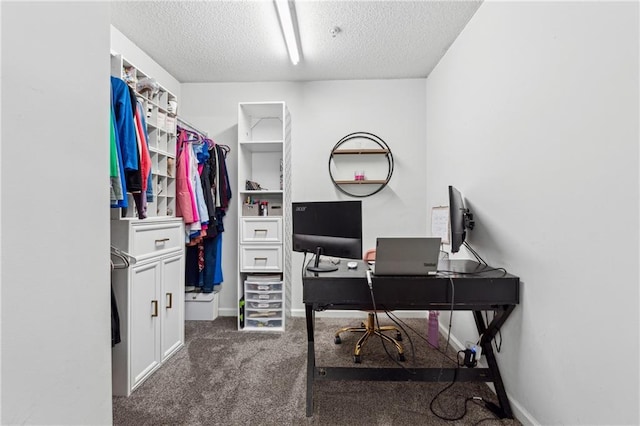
left=292, top=200, right=363, bottom=272
left=448, top=185, right=475, bottom=253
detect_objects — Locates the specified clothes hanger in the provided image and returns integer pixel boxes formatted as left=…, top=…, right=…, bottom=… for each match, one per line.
left=217, top=144, right=231, bottom=158
left=110, top=251, right=129, bottom=270
left=110, top=245, right=136, bottom=268
left=203, top=137, right=215, bottom=149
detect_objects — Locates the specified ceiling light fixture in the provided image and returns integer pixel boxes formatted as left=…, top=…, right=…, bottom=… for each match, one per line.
left=274, top=0, right=301, bottom=65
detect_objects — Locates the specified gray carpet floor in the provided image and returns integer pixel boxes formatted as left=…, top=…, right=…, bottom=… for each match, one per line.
left=113, top=316, right=522, bottom=425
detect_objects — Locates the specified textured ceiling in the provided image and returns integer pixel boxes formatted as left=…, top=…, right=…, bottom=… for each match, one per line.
left=110, top=0, right=482, bottom=83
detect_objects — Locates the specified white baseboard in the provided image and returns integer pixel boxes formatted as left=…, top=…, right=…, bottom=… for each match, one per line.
left=218, top=307, right=238, bottom=317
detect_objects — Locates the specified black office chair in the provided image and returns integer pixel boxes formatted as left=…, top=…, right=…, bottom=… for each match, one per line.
left=333, top=249, right=405, bottom=363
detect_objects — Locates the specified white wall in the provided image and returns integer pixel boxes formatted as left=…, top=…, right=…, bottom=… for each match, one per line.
left=1, top=2, right=113, bottom=425
left=426, top=2, right=639, bottom=425
left=180, top=79, right=427, bottom=316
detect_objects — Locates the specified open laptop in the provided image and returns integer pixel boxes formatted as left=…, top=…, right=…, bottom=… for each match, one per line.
left=371, top=237, right=442, bottom=276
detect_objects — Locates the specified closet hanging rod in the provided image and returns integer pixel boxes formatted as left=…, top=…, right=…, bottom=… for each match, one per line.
left=177, top=117, right=208, bottom=137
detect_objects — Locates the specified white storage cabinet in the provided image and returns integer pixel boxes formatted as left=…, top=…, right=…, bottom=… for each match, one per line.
left=237, top=102, right=291, bottom=331
left=111, top=217, right=185, bottom=396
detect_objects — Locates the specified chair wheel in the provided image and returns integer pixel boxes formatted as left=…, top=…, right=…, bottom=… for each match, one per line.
left=353, top=354, right=362, bottom=363
left=396, top=332, right=402, bottom=341
left=334, top=336, right=342, bottom=344
left=398, top=353, right=406, bottom=362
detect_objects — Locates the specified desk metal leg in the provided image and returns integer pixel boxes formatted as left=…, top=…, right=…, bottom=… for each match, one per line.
left=305, top=304, right=315, bottom=417
left=473, top=308, right=514, bottom=419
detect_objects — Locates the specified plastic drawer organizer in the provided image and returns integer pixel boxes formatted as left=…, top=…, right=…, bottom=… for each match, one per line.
left=243, top=275, right=283, bottom=329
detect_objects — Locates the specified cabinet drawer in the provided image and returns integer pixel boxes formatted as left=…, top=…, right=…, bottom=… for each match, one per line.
left=240, top=217, right=282, bottom=243
left=240, top=246, right=282, bottom=272
left=131, top=222, right=183, bottom=257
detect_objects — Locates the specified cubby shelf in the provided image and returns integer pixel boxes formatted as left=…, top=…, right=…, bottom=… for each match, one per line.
left=111, top=53, right=177, bottom=218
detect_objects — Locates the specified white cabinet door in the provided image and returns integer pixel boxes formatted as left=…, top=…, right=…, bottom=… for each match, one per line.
left=130, top=261, right=161, bottom=391
left=161, top=253, right=184, bottom=360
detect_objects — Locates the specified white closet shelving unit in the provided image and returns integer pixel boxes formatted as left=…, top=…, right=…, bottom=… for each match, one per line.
left=110, top=53, right=178, bottom=218
left=237, top=102, right=291, bottom=331
left=110, top=53, right=185, bottom=396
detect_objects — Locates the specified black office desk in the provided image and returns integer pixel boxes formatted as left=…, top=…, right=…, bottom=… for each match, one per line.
left=303, top=259, right=520, bottom=418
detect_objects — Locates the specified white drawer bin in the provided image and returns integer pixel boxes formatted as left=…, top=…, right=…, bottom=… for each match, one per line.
left=245, top=291, right=282, bottom=301
left=240, top=246, right=283, bottom=272
left=240, top=217, right=282, bottom=243
left=246, top=300, right=283, bottom=309
left=245, top=317, right=283, bottom=329
left=185, top=291, right=219, bottom=321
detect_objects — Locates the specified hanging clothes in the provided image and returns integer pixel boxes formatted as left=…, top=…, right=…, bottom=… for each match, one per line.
left=137, top=101, right=154, bottom=204
left=111, top=77, right=138, bottom=178
left=178, top=125, right=232, bottom=293
left=110, top=76, right=139, bottom=208
left=175, top=129, right=196, bottom=223
left=109, top=76, right=152, bottom=218
left=110, top=110, right=125, bottom=205
left=134, top=100, right=151, bottom=195
left=124, top=85, right=143, bottom=195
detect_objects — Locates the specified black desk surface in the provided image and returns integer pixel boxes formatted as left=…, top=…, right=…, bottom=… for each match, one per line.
left=303, top=259, right=519, bottom=310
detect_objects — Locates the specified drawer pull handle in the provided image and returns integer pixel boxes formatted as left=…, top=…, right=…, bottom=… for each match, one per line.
left=155, top=238, right=170, bottom=244
left=254, top=229, right=268, bottom=233
left=151, top=300, right=158, bottom=317
left=254, top=257, right=268, bottom=263
left=166, top=292, right=173, bottom=309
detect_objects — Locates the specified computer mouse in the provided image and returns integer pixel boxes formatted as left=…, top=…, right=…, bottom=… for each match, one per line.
left=347, top=261, right=358, bottom=269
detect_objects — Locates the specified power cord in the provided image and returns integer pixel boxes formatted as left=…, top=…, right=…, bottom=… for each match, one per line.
left=301, top=252, right=308, bottom=278
left=384, top=310, right=462, bottom=367
left=484, top=310, right=503, bottom=353
left=463, top=241, right=487, bottom=265
left=366, top=270, right=414, bottom=370
left=433, top=276, right=456, bottom=388
left=444, top=242, right=509, bottom=276
left=429, top=351, right=501, bottom=422
left=437, top=267, right=508, bottom=277
left=429, top=352, right=469, bottom=421
left=369, top=270, right=502, bottom=422
left=377, top=308, right=416, bottom=362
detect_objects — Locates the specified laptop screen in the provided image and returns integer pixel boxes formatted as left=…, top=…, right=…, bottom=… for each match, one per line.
left=373, top=237, right=441, bottom=276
